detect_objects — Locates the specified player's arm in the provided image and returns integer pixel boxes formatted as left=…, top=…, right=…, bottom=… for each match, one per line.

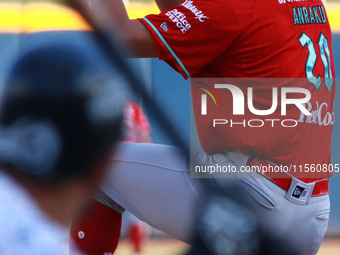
left=70, top=0, right=157, bottom=58
left=121, top=20, right=157, bottom=58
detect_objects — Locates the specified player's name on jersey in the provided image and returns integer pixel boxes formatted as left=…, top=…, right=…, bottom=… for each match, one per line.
left=292, top=5, right=327, bottom=26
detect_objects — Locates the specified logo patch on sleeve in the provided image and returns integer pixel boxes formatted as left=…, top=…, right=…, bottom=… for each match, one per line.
left=160, top=22, right=168, bottom=32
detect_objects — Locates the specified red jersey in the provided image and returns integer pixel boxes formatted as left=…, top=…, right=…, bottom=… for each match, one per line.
left=123, top=101, right=152, bottom=143
left=139, top=0, right=336, bottom=180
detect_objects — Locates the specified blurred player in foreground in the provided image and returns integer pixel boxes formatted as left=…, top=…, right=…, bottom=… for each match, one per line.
left=70, top=101, right=151, bottom=255
left=67, top=0, right=336, bottom=254
left=0, top=41, right=125, bottom=254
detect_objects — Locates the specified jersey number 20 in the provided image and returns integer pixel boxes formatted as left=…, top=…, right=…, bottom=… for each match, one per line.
left=299, top=32, right=333, bottom=92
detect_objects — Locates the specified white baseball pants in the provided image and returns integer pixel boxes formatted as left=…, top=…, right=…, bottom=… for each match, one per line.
left=100, top=143, right=330, bottom=255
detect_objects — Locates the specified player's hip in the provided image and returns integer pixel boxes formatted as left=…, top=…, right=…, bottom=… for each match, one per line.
left=192, top=150, right=330, bottom=204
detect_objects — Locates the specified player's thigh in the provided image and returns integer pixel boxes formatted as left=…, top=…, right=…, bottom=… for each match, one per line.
left=101, top=142, right=201, bottom=243
left=287, top=195, right=330, bottom=255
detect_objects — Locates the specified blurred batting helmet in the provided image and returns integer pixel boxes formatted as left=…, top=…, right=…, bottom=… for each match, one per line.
left=0, top=40, right=126, bottom=182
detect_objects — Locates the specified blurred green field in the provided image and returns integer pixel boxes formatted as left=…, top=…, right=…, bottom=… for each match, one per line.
left=114, top=239, right=340, bottom=255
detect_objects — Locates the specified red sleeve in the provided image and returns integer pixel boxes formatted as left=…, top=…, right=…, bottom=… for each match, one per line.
left=138, top=0, right=254, bottom=79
